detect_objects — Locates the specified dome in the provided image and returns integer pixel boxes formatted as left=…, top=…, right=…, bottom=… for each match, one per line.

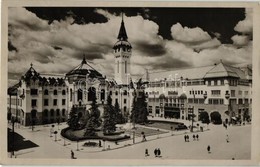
left=159, top=94, right=166, bottom=99
left=179, top=93, right=187, bottom=99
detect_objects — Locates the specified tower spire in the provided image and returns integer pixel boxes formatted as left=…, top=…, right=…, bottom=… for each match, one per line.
left=117, top=11, right=128, bottom=41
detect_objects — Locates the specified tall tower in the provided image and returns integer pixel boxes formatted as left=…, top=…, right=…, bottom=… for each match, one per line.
left=113, top=13, right=132, bottom=85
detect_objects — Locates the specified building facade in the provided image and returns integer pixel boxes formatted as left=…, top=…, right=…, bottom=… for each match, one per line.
left=146, top=62, right=252, bottom=124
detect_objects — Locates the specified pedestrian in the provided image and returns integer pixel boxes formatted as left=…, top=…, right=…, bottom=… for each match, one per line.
left=184, top=135, right=186, bottom=142
left=99, top=140, right=102, bottom=147
left=226, top=135, right=229, bottom=143
left=71, top=150, right=75, bottom=159
left=193, top=134, right=195, bottom=141
left=187, top=135, right=189, bottom=142
left=207, top=145, right=211, bottom=153
left=157, top=148, right=161, bottom=157
left=143, top=134, right=147, bottom=141
left=196, top=134, right=199, bottom=140
left=154, top=148, right=158, bottom=157
left=145, top=149, right=149, bottom=157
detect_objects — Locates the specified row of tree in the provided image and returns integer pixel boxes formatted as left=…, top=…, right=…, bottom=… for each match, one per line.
left=67, top=87, right=149, bottom=136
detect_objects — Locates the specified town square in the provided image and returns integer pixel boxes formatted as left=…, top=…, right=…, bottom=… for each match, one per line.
left=5, top=6, right=253, bottom=161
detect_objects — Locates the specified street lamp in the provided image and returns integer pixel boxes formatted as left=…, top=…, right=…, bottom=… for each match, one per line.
left=54, top=131, right=58, bottom=142
left=225, top=92, right=231, bottom=124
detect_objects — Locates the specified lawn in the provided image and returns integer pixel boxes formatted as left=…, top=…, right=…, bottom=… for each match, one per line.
left=145, top=121, right=182, bottom=131
left=125, top=127, right=167, bottom=137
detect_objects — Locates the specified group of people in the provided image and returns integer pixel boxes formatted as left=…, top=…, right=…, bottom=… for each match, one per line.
left=184, top=134, right=199, bottom=142
left=145, top=148, right=162, bottom=157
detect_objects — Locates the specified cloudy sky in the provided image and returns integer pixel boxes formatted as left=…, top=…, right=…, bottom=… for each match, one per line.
left=8, top=7, right=252, bottom=85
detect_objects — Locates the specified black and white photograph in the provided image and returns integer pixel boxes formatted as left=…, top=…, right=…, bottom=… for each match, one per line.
left=1, top=1, right=260, bottom=165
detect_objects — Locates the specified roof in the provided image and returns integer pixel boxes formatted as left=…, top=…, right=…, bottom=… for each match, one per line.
left=204, top=62, right=244, bottom=79
left=148, top=65, right=215, bottom=81
left=66, top=56, right=103, bottom=79
left=117, top=16, right=128, bottom=41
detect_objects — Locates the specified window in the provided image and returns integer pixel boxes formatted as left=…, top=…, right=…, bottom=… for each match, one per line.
left=123, top=90, right=127, bottom=95
left=56, top=109, right=60, bottom=116
left=198, top=91, right=200, bottom=95
left=245, top=91, right=248, bottom=95
left=214, top=80, right=218, bottom=86
left=62, top=99, right=66, bottom=105
left=245, top=99, right=249, bottom=104
left=70, top=89, right=72, bottom=101
left=53, top=99, right=57, bottom=106
left=54, top=90, right=58, bottom=95
left=30, top=89, right=38, bottom=95
left=124, top=99, right=127, bottom=104
left=31, top=99, right=37, bottom=107
left=149, top=106, right=152, bottom=113
left=115, top=98, right=118, bottom=103
left=125, top=61, right=127, bottom=73
left=195, top=91, right=197, bottom=95
left=110, top=91, right=112, bottom=95
left=231, top=90, right=236, bottom=97
left=238, top=99, right=243, bottom=104
left=50, top=109, right=54, bottom=116
left=201, top=90, right=203, bottom=94
left=44, top=89, right=48, bottom=95
left=62, top=109, right=66, bottom=116
left=44, top=99, right=49, bottom=106
left=188, top=98, right=193, bottom=103
left=238, top=91, right=242, bottom=95
left=208, top=80, right=211, bottom=86
left=208, top=98, right=224, bottom=105
left=62, top=90, right=66, bottom=95
left=221, top=80, right=224, bottom=85
left=211, top=90, right=221, bottom=95
left=115, top=91, right=118, bottom=95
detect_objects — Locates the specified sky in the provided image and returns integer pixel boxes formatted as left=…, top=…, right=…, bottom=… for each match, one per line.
left=8, top=7, right=253, bottom=85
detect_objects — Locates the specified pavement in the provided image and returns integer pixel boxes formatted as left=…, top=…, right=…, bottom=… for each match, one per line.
left=8, top=119, right=251, bottom=160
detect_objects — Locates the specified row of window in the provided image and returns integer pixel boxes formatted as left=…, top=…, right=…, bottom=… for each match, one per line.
left=189, top=90, right=205, bottom=95
left=31, top=89, right=67, bottom=96
left=31, top=99, right=66, bottom=107
left=208, top=98, right=224, bottom=105
left=43, top=109, right=66, bottom=117
left=187, top=98, right=205, bottom=104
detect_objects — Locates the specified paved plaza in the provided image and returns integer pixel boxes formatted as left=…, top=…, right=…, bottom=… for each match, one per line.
left=8, top=120, right=251, bottom=160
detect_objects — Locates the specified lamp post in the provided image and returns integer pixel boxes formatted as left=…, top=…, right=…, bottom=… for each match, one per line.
left=225, top=92, right=231, bottom=124
left=54, top=131, right=58, bottom=142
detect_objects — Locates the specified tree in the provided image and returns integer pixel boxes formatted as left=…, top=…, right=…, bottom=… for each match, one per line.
left=115, top=100, right=125, bottom=124
left=199, top=111, right=210, bottom=124
left=210, top=111, right=222, bottom=124
left=67, top=105, right=80, bottom=130
left=130, top=90, right=149, bottom=124
left=85, top=96, right=101, bottom=136
left=103, top=95, right=116, bottom=134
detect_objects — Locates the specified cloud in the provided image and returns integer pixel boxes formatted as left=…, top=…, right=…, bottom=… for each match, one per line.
left=234, top=8, right=253, bottom=34
left=231, top=35, right=250, bottom=46
left=8, top=7, right=49, bottom=31
left=170, top=23, right=221, bottom=51
left=8, top=7, right=252, bottom=83
left=171, top=23, right=211, bottom=43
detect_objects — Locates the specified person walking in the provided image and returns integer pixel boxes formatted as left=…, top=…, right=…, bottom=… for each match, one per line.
left=187, top=135, right=190, bottom=142
left=99, top=140, right=102, bottom=147
left=157, top=148, right=161, bottom=157
left=196, top=134, right=199, bottom=141
left=71, top=150, right=75, bottom=159
left=226, top=135, right=229, bottom=143
left=154, top=148, right=158, bottom=157
left=145, top=149, right=149, bottom=157
left=193, top=134, right=195, bottom=141
left=207, top=145, right=211, bottom=153
left=184, top=135, right=187, bottom=142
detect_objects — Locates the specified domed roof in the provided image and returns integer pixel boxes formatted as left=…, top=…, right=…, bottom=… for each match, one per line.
left=179, top=93, right=187, bottom=99
left=66, top=56, right=103, bottom=79
left=159, top=93, right=166, bottom=99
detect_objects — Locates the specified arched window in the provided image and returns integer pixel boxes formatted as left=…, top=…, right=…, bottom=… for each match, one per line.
left=115, top=91, right=118, bottom=96
left=56, top=109, right=60, bottom=116
left=43, top=109, right=48, bottom=117
left=101, top=89, right=105, bottom=101
left=44, top=89, right=48, bottom=95
left=62, top=109, right=66, bottom=116
left=123, top=90, right=127, bottom=96
left=70, top=89, right=72, bottom=101
left=50, top=109, right=54, bottom=117
left=78, top=89, right=83, bottom=101
left=88, top=87, right=96, bottom=101
left=62, top=90, right=66, bottom=95
left=54, top=90, right=57, bottom=95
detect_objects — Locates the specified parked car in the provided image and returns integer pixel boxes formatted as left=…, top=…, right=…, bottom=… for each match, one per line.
left=175, top=124, right=188, bottom=131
